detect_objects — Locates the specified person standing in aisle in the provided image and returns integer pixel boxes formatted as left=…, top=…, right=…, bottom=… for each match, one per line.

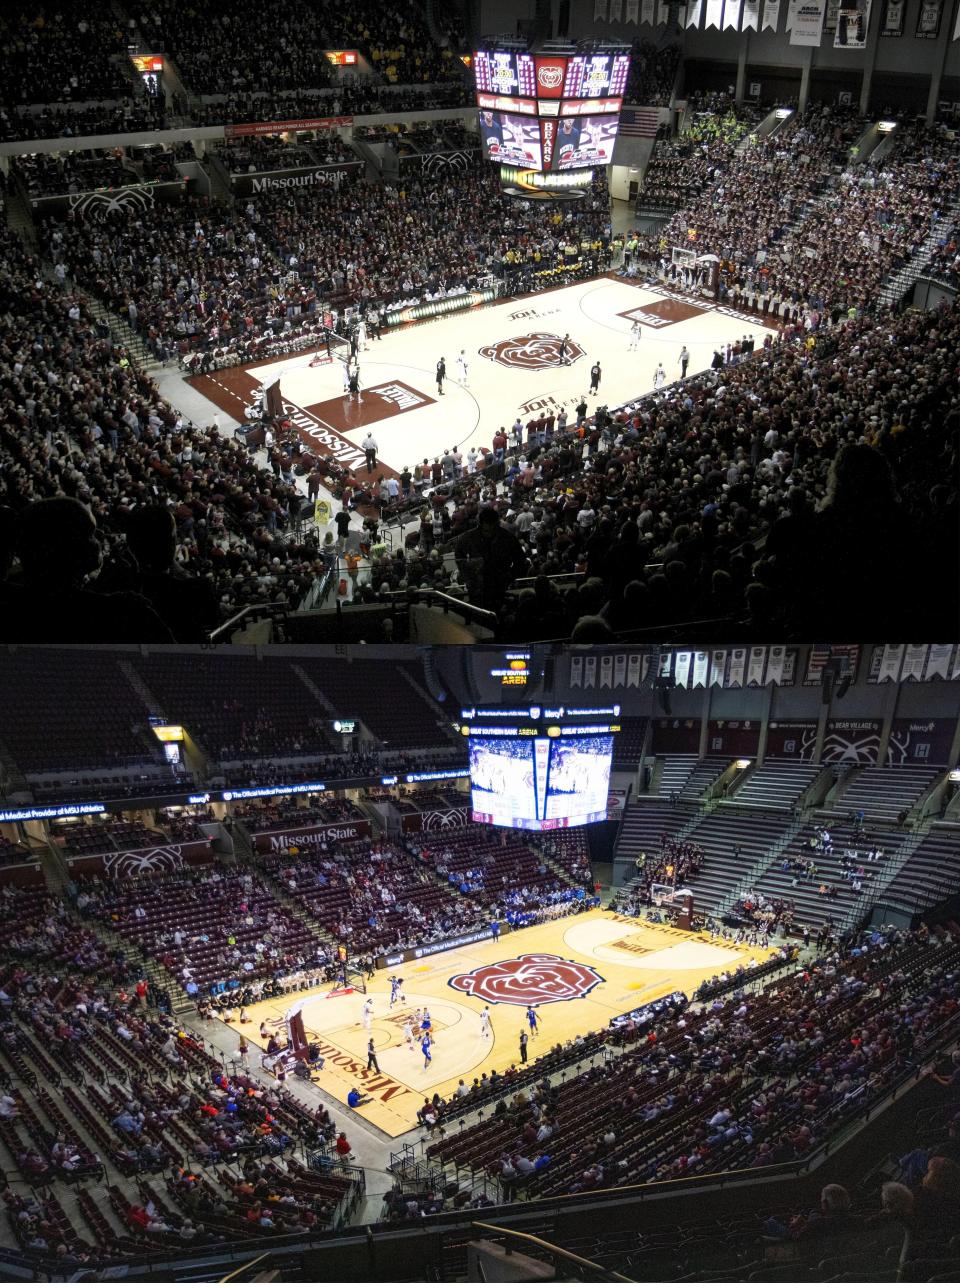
left=436, top=357, right=446, bottom=395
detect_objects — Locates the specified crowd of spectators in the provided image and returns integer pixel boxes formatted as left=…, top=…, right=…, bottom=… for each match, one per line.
left=400, top=295, right=957, bottom=641
left=638, top=95, right=761, bottom=210
left=624, top=39, right=680, bottom=106
left=38, top=167, right=610, bottom=367
left=0, top=8, right=130, bottom=111
left=135, top=0, right=466, bottom=97
left=13, top=148, right=138, bottom=198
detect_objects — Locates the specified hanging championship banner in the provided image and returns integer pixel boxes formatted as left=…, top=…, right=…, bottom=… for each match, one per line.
left=924, top=644, right=955, bottom=680
left=835, top=0, right=871, bottom=43
left=595, top=0, right=609, bottom=18
left=765, top=645, right=786, bottom=686
left=609, top=0, right=624, bottom=17
left=692, top=652, right=710, bottom=688
left=789, top=0, right=826, bottom=41
left=915, top=0, right=942, bottom=34
left=878, top=643, right=905, bottom=683
left=724, top=0, right=743, bottom=23
left=746, top=646, right=767, bottom=687
left=727, top=648, right=747, bottom=688
left=686, top=0, right=704, bottom=25
left=641, top=0, right=656, bottom=20
left=880, top=0, right=905, bottom=32
left=657, top=0, right=672, bottom=20
left=900, top=644, right=929, bottom=681
left=674, top=651, right=692, bottom=687
left=583, top=655, right=598, bottom=688
left=709, top=650, right=727, bottom=686
left=626, top=653, right=643, bottom=687
left=626, top=0, right=641, bottom=18
left=743, top=0, right=762, bottom=23
left=762, top=0, right=782, bottom=27
left=600, top=655, right=614, bottom=688
left=570, top=655, right=583, bottom=687
left=613, top=655, right=627, bottom=687
left=705, top=0, right=725, bottom=25
left=955, top=0, right=960, bottom=36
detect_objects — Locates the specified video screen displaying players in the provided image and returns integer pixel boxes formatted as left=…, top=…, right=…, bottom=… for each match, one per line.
left=469, top=734, right=613, bottom=829
left=544, top=736, right=613, bottom=825
left=469, top=737, right=537, bottom=828
left=478, top=111, right=544, bottom=169
left=554, top=115, right=619, bottom=170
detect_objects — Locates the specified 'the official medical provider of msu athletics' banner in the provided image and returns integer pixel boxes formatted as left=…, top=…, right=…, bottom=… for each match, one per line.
left=233, top=162, right=363, bottom=197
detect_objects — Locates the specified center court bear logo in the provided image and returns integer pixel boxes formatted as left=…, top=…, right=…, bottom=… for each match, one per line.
left=479, top=333, right=586, bottom=371
left=448, top=952, right=604, bottom=1006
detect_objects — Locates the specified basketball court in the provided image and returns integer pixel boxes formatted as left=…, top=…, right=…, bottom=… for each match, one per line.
left=186, top=277, right=779, bottom=484
left=228, top=911, right=777, bottom=1136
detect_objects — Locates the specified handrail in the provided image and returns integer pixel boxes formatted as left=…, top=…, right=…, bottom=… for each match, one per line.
left=470, top=1220, right=635, bottom=1282
left=208, top=601, right=289, bottom=643
left=348, top=586, right=498, bottom=629
left=219, top=1251, right=270, bottom=1282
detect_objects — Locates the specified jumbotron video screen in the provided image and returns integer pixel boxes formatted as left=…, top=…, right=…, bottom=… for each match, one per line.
left=469, top=733, right=613, bottom=830
left=472, top=44, right=629, bottom=193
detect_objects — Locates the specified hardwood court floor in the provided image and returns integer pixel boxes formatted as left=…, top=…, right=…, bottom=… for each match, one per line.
left=187, top=276, right=778, bottom=484
left=229, top=911, right=777, bottom=1136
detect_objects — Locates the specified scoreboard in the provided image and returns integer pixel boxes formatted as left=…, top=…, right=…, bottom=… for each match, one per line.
left=473, top=48, right=630, bottom=175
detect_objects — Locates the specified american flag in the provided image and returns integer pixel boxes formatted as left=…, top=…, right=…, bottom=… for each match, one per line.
left=618, top=107, right=661, bottom=138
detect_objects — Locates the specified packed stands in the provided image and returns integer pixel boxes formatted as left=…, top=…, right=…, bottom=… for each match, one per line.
left=134, top=0, right=466, bottom=96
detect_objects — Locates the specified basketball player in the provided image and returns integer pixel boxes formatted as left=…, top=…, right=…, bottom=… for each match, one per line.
left=628, top=321, right=642, bottom=351
left=480, top=1006, right=492, bottom=1038
left=653, top=363, right=666, bottom=388
left=558, top=334, right=571, bottom=366
left=525, top=1005, right=539, bottom=1038
left=456, top=349, right=469, bottom=385
left=349, top=364, right=362, bottom=403
left=341, top=358, right=352, bottom=394
left=589, top=362, right=601, bottom=395
left=361, top=997, right=374, bottom=1031
left=421, top=1033, right=432, bottom=1069
left=389, top=976, right=404, bottom=1008
left=357, top=317, right=368, bottom=351
left=436, top=357, right=446, bottom=395
left=420, top=1008, right=433, bottom=1044
left=403, top=1018, right=414, bottom=1051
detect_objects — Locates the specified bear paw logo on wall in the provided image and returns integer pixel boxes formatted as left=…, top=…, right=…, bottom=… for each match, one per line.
left=479, top=333, right=586, bottom=371
left=448, top=952, right=604, bottom=1006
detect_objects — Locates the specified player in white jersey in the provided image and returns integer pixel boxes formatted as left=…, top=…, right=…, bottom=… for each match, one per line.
left=403, top=1019, right=414, bottom=1050
left=628, top=321, right=642, bottom=351
left=456, top=349, right=469, bottom=385
left=479, top=1006, right=492, bottom=1038
left=653, top=362, right=666, bottom=388
left=361, top=997, right=374, bottom=1031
